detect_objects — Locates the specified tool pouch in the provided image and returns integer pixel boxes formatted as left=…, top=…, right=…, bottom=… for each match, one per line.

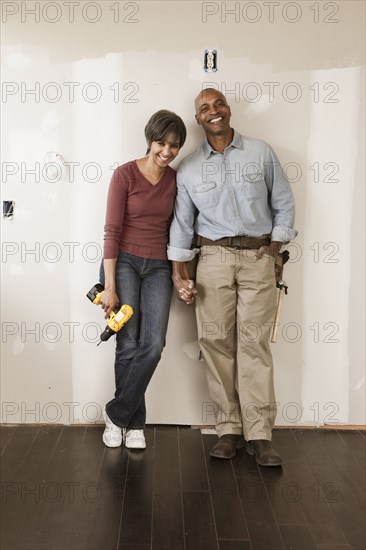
left=274, top=250, right=289, bottom=286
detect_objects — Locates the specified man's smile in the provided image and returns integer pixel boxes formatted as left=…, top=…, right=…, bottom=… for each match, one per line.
left=209, top=116, right=223, bottom=124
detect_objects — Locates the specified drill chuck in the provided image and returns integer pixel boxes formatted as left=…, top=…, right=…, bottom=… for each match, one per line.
left=100, top=326, right=115, bottom=342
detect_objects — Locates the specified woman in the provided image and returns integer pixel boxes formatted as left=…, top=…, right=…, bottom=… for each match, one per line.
left=99, top=110, right=186, bottom=449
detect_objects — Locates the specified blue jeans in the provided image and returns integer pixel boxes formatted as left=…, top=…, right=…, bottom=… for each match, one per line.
left=99, top=252, right=172, bottom=429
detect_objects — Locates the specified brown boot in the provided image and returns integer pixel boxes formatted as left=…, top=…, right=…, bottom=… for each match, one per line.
left=210, top=434, right=244, bottom=459
left=246, top=439, right=282, bottom=467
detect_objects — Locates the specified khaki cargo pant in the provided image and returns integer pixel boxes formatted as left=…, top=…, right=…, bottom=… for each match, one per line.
left=195, top=246, right=277, bottom=441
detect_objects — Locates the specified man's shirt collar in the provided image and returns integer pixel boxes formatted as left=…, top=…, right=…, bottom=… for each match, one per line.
left=202, top=129, right=243, bottom=159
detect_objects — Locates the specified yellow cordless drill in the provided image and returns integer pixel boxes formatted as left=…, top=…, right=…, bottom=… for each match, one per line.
left=86, top=283, right=133, bottom=345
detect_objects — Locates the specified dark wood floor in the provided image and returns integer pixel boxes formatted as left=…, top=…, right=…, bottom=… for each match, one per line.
left=1, top=426, right=365, bottom=550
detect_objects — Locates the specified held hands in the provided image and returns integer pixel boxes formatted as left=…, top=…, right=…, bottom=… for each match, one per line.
left=177, top=278, right=197, bottom=305
left=100, top=288, right=119, bottom=318
left=172, top=261, right=198, bottom=305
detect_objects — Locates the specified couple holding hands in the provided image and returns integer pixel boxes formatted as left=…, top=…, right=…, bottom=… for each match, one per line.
left=99, top=88, right=297, bottom=467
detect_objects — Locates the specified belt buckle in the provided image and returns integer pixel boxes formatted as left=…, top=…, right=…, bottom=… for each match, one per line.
left=232, top=236, right=242, bottom=249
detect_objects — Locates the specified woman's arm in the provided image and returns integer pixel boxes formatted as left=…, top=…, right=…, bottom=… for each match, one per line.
left=101, top=167, right=128, bottom=318
left=100, top=258, right=119, bottom=318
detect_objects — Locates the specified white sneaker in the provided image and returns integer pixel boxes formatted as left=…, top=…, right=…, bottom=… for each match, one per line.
left=125, top=429, right=146, bottom=449
left=102, top=407, right=123, bottom=447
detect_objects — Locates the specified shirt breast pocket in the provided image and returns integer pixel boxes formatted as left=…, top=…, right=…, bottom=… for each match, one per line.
left=241, top=178, right=267, bottom=200
left=192, top=181, right=219, bottom=209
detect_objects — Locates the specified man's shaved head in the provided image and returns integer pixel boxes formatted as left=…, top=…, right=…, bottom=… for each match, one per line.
left=194, top=88, right=228, bottom=114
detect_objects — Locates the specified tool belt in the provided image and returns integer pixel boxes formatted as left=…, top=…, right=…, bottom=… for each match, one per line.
left=195, top=234, right=271, bottom=250
left=190, top=234, right=289, bottom=285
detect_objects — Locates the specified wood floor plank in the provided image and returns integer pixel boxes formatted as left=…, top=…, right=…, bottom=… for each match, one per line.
left=154, top=425, right=179, bottom=473
left=153, top=489, right=184, bottom=550
left=271, top=428, right=300, bottom=464
left=231, top=442, right=285, bottom=550
left=338, top=431, right=366, bottom=470
left=0, top=425, right=39, bottom=479
left=218, top=541, right=251, bottom=550
left=152, top=427, right=184, bottom=550
left=278, top=524, right=317, bottom=550
left=118, top=428, right=155, bottom=549
left=274, top=429, right=349, bottom=548
left=1, top=426, right=365, bottom=550
left=268, top=431, right=317, bottom=550
left=118, top=475, right=153, bottom=547
left=86, top=430, right=128, bottom=550
left=293, top=430, right=366, bottom=550
left=178, top=427, right=208, bottom=492
left=86, top=484, right=126, bottom=550
left=202, top=434, right=249, bottom=542
left=125, top=427, right=155, bottom=477
left=316, top=430, right=365, bottom=512
left=14, top=426, right=86, bottom=550
left=1, top=426, right=62, bottom=550
left=315, top=545, right=352, bottom=549
left=51, top=426, right=109, bottom=550
left=257, top=449, right=309, bottom=527
left=0, top=424, right=18, bottom=453
left=182, top=491, right=218, bottom=550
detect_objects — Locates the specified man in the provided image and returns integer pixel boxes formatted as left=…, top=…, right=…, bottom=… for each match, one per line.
left=168, top=88, right=297, bottom=466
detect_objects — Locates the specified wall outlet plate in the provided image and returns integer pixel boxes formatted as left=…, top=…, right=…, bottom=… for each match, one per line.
left=204, top=49, right=217, bottom=72
left=3, top=200, right=15, bottom=218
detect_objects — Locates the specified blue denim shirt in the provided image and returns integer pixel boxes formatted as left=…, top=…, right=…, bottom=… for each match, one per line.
left=168, top=130, right=297, bottom=262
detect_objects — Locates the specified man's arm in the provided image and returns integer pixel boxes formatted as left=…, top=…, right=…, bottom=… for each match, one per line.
left=264, top=145, right=298, bottom=245
left=168, top=167, right=199, bottom=304
left=253, top=145, right=297, bottom=260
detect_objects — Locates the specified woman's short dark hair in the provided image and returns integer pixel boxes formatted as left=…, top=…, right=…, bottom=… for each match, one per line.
left=145, top=110, right=186, bottom=152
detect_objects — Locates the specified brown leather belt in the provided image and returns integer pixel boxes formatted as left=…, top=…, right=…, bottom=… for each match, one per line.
left=195, top=235, right=271, bottom=250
